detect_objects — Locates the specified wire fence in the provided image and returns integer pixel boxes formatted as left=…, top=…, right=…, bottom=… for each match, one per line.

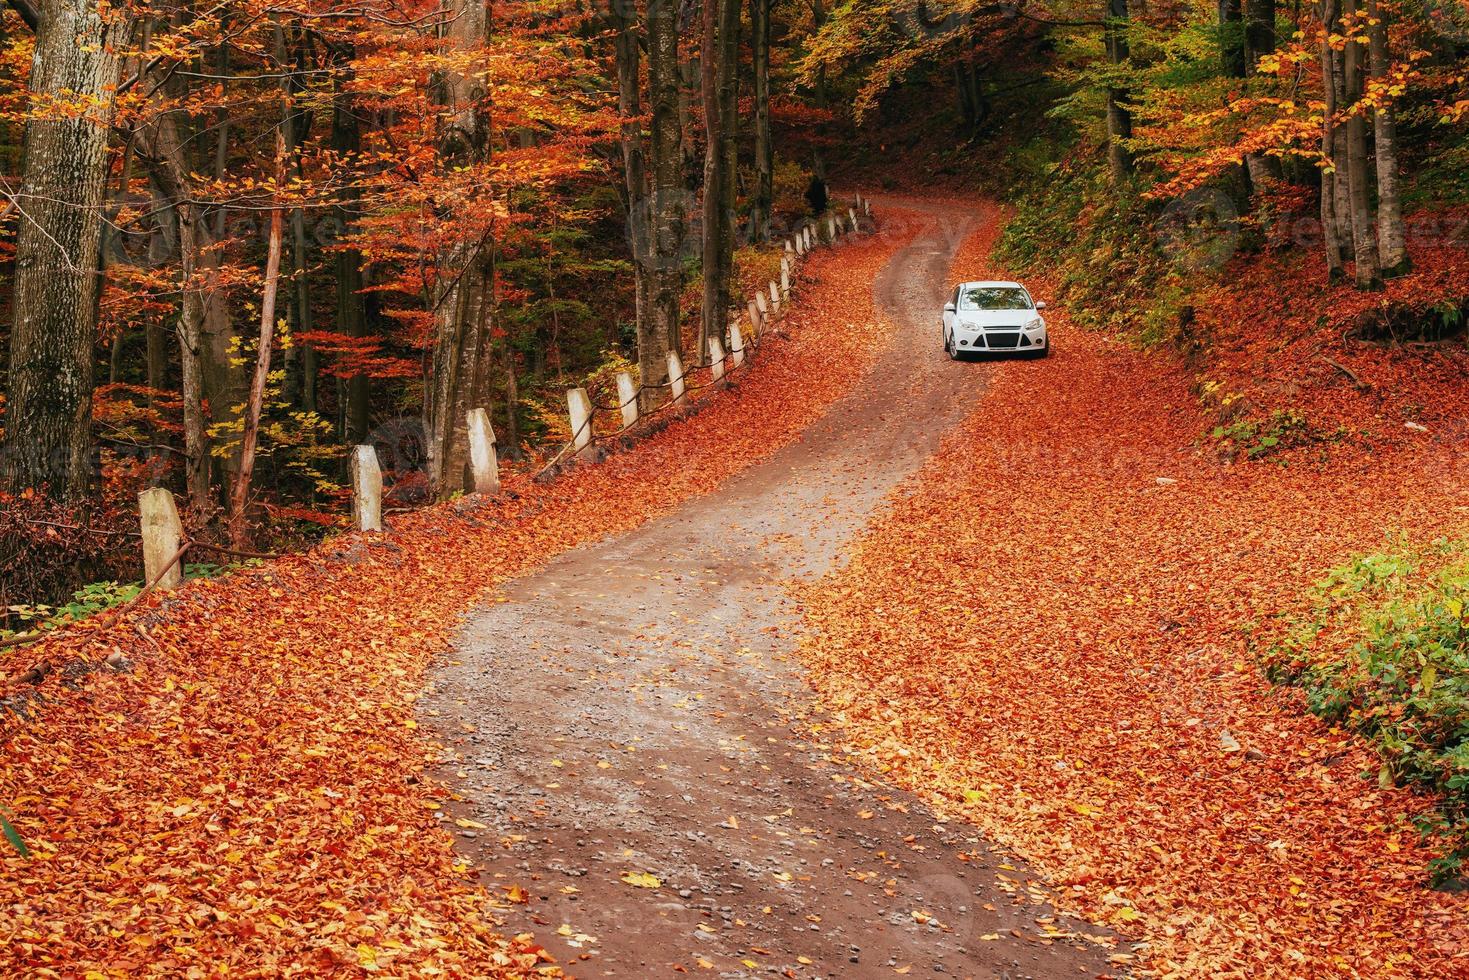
left=532, top=199, right=875, bottom=479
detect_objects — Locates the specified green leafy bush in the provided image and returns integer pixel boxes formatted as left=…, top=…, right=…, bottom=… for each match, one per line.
left=1263, top=539, right=1469, bottom=882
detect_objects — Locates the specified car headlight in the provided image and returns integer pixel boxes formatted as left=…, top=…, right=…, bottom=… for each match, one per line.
left=1025, top=317, right=1044, bottom=331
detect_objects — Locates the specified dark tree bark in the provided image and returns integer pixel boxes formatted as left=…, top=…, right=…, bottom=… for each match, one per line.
left=1103, top=0, right=1135, bottom=178
left=750, top=0, right=773, bottom=241
left=644, top=0, right=683, bottom=406
left=1243, top=0, right=1275, bottom=67
left=1219, top=0, right=1246, bottom=77
left=701, top=0, right=740, bottom=357
left=1243, top=0, right=1284, bottom=185
left=331, top=79, right=372, bottom=446
left=1, top=0, right=131, bottom=499
left=140, top=110, right=218, bottom=517
left=612, top=0, right=652, bottom=355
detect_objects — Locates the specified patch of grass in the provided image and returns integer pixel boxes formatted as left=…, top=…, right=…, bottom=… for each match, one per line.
left=1261, top=538, right=1469, bottom=883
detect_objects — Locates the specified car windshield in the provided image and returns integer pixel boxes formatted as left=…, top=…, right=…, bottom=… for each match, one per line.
left=958, top=286, right=1031, bottom=311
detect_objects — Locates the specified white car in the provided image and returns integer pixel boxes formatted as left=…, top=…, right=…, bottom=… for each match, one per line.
left=942, top=281, right=1048, bottom=359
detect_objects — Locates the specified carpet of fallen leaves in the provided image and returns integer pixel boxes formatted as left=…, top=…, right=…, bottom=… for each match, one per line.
left=796, top=223, right=1469, bottom=977
left=0, top=218, right=911, bottom=977
left=1191, top=207, right=1469, bottom=452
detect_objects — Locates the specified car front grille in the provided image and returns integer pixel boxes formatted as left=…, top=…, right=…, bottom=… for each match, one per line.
left=985, top=332, right=1021, bottom=349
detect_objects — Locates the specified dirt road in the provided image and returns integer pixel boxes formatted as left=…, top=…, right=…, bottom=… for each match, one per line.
left=422, top=201, right=1117, bottom=978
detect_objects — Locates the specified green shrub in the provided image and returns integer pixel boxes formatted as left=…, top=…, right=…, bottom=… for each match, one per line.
left=1262, top=539, right=1469, bottom=883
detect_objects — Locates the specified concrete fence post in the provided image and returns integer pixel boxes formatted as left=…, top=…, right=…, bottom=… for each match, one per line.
left=746, top=298, right=762, bottom=336
left=730, top=320, right=746, bottom=367
left=827, top=215, right=838, bottom=242
left=709, top=335, right=727, bottom=385
left=780, top=259, right=791, bottom=300
left=466, top=408, right=500, bottom=494
left=139, top=487, right=184, bottom=590
left=616, top=371, right=639, bottom=430
left=667, top=351, right=686, bottom=406
left=768, top=280, right=781, bottom=314
left=848, top=208, right=859, bottom=233
left=863, top=199, right=872, bottom=217
left=567, top=387, right=593, bottom=455
left=795, top=232, right=806, bottom=256
left=350, top=445, right=384, bottom=532
left=754, top=290, right=768, bottom=318
left=785, top=239, right=795, bottom=257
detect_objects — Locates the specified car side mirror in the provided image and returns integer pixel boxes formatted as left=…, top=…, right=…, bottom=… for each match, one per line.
left=1035, top=301, right=1047, bottom=311
left=943, top=302, right=956, bottom=313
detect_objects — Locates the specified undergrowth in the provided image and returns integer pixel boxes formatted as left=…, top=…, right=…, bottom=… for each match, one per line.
left=1261, top=538, right=1469, bottom=884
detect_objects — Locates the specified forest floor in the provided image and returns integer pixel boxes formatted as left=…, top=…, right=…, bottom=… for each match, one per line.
left=6, top=195, right=1469, bottom=978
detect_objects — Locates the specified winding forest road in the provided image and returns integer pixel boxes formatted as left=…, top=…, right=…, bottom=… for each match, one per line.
left=422, top=202, right=1116, bottom=978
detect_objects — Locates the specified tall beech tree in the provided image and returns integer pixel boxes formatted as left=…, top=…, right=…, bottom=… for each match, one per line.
left=1, top=0, right=134, bottom=499
left=701, top=0, right=740, bottom=355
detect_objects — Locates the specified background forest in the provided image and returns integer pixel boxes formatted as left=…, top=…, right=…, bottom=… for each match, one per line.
left=3, top=0, right=1469, bottom=623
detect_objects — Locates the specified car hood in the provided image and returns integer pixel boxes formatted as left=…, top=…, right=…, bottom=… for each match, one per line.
left=956, top=310, right=1036, bottom=328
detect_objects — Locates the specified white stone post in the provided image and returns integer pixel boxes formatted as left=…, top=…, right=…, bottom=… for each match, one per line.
left=768, top=280, right=781, bottom=313
left=709, top=336, right=726, bottom=385
left=350, top=445, right=384, bottom=532
left=864, top=199, right=872, bottom=217
left=138, top=487, right=185, bottom=589
left=466, top=408, right=500, bottom=494
left=616, top=371, right=639, bottom=430
left=780, top=259, right=791, bottom=300
left=746, top=298, right=762, bottom=335
left=785, top=239, right=795, bottom=257
left=827, top=215, right=838, bottom=242
left=755, top=290, right=768, bottom=317
left=848, top=208, right=859, bottom=233
left=730, top=320, right=746, bottom=367
left=667, top=351, right=686, bottom=406
left=567, top=387, right=593, bottom=455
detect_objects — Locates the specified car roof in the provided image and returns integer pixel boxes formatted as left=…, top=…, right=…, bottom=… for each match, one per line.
left=957, top=281, right=1026, bottom=289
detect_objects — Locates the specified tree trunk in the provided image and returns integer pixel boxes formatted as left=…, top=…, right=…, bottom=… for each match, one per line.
left=1243, top=0, right=1284, bottom=184
left=1316, top=0, right=1345, bottom=279
left=1366, top=0, right=1409, bottom=276
left=424, top=0, right=493, bottom=497
left=1, top=0, right=130, bottom=499
left=140, top=112, right=216, bottom=517
left=701, top=0, right=740, bottom=358
left=1104, top=0, right=1135, bottom=178
left=1243, top=0, right=1276, bottom=67
left=1219, top=0, right=1246, bottom=77
left=644, top=0, right=682, bottom=409
left=612, top=0, right=652, bottom=362
left=228, top=149, right=286, bottom=549
left=750, top=0, right=773, bottom=242
left=1341, top=0, right=1381, bottom=289
left=331, top=84, right=372, bottom=445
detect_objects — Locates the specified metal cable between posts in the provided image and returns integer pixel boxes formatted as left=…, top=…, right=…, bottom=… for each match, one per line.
left=532, top=199, right=875, bottom=480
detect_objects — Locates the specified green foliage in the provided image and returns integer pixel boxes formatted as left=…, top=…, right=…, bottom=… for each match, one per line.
left=2, top=564, right=234, bottom=641
left=995, top=162, right=1178, bottom=338
left=0, top=805, right=28, bottom=858
left=1262, top=539, right=1469, bottom=882
left=1209, top=408, right=1311, bottom=459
